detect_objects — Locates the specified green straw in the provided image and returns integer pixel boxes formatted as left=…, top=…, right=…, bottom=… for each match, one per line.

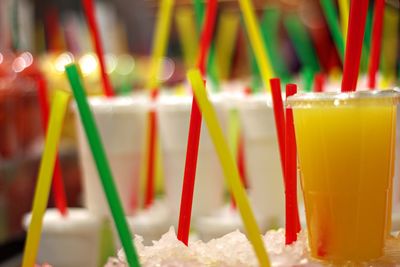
left=65, top=64, right=140, bottom=267
left=364, top=5, right=373, bottom=54
left=284, top=14, right=320, bottom=72
left=284, top=14, right=320, bottom=91
left=248, top=42, right=262, bottom=93
left=11, top=0, right=20, bottom=50
left=193, top=0, right=205, bottom=32
left=320, top=0, right=345, bottom=61
left=261, top=7, right=291, bottom=84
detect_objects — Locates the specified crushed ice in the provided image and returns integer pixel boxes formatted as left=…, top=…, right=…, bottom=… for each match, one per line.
left=105, top=227, right=311, bottom=267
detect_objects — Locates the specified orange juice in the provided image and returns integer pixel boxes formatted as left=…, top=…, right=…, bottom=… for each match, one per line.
left=288, top=91, right=398, bottom=263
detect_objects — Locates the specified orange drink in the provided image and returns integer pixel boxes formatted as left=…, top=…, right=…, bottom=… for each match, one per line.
left=287, top=90, right=399, bottom=263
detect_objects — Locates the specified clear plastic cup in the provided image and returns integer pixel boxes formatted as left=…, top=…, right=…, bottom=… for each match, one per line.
left=237, top=93, right=285, bottom=228
left=73, top=95, right=149, bottom=216
left=287, top=90, right=399, bottom=263
left=23, top=208, right=102, bottom=267
left=156, top=95, right=225, bottom=224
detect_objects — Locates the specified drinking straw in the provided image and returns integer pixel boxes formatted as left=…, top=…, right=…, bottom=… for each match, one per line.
left=177, top=0, right=218, bottom=245
left=22, top=90, right=70, bottom=267
left=341, top=0, right=369, bottom=92
left=82, top=0, right=114, bottom=97
left=143, top=0, right=174, bottom=207
left=381, top=7, right=399, bottom=86
left=188, top=69, right=271, bottom=267
left=364, top=6, right=374, bottom=54
left=176, top=7, right=199, bottom=69
left=320, top=0, right=345, bottom=61
left=313, top=72, right=325, bottom=92
left=192, top=0, right=205, bottom=32
left=144, top=91, right=159, bottom=208
left=301, top=67, right=315, bottom=93
left=238, top=0, right=275, bottom=90
left=261, top=8, right=291, bottom=84
left=65, top=64, right=140, bottom=267
left=98, top=219, right=116, bottom=266
left=190, top=0, right=220, bottom=91
left=207, top=44, right=221, bottom=91
left=338, top=0, right=349, bottom=42
left=11, top=0, right=20, bottom=51
left=269, top=78, right=285, bottom=176
left=215, top=11, right=239, bottom=80
left=145, top=0, right=174, bottom=90
left=284, top=14, right=320, bottom=84
left=367, top=0, right=385, bottom=89
left=285, top=83, right=301, bottom=244
left=36, top=77, right=68, bottom=216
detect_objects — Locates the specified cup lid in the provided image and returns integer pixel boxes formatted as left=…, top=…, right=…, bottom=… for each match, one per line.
left=287, top=89, right=400, bottom=108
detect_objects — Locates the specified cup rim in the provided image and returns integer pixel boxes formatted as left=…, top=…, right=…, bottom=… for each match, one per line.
left=287, top=89, right=400, bottom=108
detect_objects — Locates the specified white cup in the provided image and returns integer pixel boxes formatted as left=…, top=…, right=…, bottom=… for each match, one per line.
left=237, top=93, right=285, bottom=227
left=23, top=208, right=102, bottom=267
left=156, top=94, right=226, bottom=224
left=126, top=200, right=172, bottom=245
left=73, top=95, right=149, bottom=216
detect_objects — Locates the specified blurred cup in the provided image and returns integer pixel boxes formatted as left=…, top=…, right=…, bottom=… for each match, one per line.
left=156, top=94, right=225, bottom=224
left=23, top=208, right=102, bottom=267
left=237, top=93, right=285, bottom=228
left=288, top=90, right=399, bottom=263
left=73, top=95, right=149, bottom=216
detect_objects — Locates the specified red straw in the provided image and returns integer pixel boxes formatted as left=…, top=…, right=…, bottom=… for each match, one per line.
left=367, top=0, right=385, bottom=89
left=285, top=84, right=301, bottom=245
left=341, top=0, right=369, bottom=92
left=82, top=0, right=114, bottom=97
left=313, top=73, right=325, bottom=92
left=269, top=78, right=285, bottom=175
left=177, top=0, right=218, bottom=245
left=231, top=87, right=252, bottom=209
left=37, top=76, right=68, bottom=216
left=144, top=90, right=159, bottom=208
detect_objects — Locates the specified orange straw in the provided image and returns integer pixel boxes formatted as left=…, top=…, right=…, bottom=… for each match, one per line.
left=82, top=0, right=114, bottom=97
left=341, top=0, right=369, bottom=92
left=367, top=0, right=385, bottom=89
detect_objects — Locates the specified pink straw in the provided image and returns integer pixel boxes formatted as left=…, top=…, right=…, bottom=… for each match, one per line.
left=82, top=0, right=114, bottom=97
left=341, top=0, right=369, bottom=92
left=285, top=84, right=301, bottom=244
left=367, top=0, right=385, bottom=89
left=177, top=0, right=218, bottom=245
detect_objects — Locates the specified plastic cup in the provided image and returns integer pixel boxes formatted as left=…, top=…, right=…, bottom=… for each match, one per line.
left=73, top=95, right=149, bottom=216
left=237, top=93, right=285, bottom=228
left=22, top=208, right=102, bottom=267
left=156, top=94, right=225, bottom=224
left=288, top=90, right=399, bottom=263
left=126, top=200, right=171, bottom=245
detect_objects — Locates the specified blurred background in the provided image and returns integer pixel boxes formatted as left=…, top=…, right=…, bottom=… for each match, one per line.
left=0, top=0, right=398, bottom=262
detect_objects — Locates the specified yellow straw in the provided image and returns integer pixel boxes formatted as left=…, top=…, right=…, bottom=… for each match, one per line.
left=238, top=0, right=275, bottom=91
left=146, top=0, right=175, bottom=90
left=187, top=69, right=271, bottom=267
left=176, top=7, right=199, bottom=69
left=215, top=11, right=240, bottom=80
left=338, top=0, right=349, bottom=42
left=22, top=90, right=70, bottom=267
